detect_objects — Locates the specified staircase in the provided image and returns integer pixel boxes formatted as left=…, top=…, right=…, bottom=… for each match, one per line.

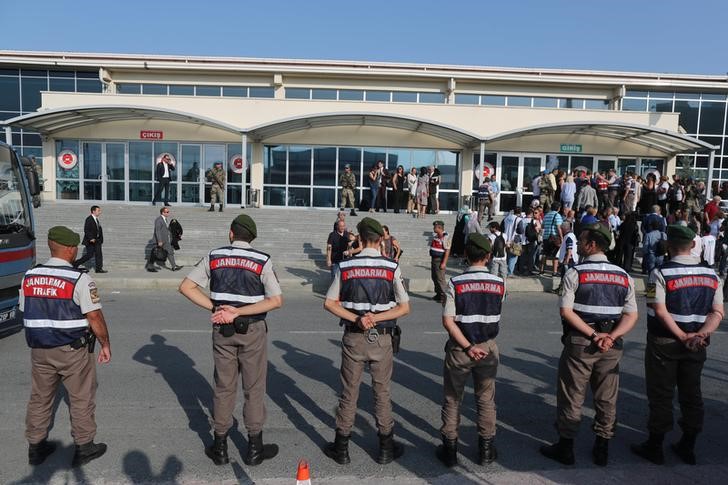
left=32, top=202, right=457, bottom=282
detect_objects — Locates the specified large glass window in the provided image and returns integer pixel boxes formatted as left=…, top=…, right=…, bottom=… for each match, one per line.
left=314, top=147, right=336, bottom=186
left=21, top=77, right=47, bottom=112
left=264, top=145, right=286, bottom=184
left=0, top=76, right=20, bottom=111
left=699, top=101, right=726, bottom=134
left=674, top=100, right=700, bottom=134
left=288, top=146, right=312, bottom=186
left=56, top=140, right=80, bottom=200
left=129, top=141, right=153, bottom=180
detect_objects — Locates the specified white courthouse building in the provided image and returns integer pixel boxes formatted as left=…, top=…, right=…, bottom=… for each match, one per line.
left=1, top=50, right=725, bottom=212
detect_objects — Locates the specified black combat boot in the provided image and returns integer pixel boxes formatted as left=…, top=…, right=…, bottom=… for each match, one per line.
left=208, top=205, right=215, bottom=212
left=28, top=439, right=57, bottom=465
left=539, top=437, right=575, bottom=465
left=243, top=432, right=278, bottom=466
left=205, top=433, right=229, bottom=465
left=350, top=209, right=357, bottom=216
left=324, top=431, right=351, bottom=464
left=71, top=441, right=107, bottom=467
left=219, top=204, right=223, bottom=212
left=671, top=433, right=697, bottom=465
left=376, top=431, right=404, bottom=464
left=592, top=436, right=609, bottom=466
left=630, top=433, right=665, bottom=465
left=478, top=436, right=498, bottom=465
left=435, top=435, right=457, bottom=467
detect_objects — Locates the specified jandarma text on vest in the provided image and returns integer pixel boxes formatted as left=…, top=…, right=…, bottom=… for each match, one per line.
left=578, top=272, right=628, bottom=287
left=210, top=257, right=263, bottom=274
left=667, top=276, right=719, bottom=291
left=455, top=281, right=505, bottom=296
left=24, top=276, right=74, bottom=298
left=341, top=268, right=394, bottom=281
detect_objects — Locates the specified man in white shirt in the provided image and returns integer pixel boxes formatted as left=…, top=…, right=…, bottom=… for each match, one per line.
left=701, top=227, right=716, bottom=266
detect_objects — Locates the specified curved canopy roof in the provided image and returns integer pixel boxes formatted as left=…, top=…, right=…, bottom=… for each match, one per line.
left=3, top=105, right=242, bottom=135
left=486, top=121, right=716, bottom=155
left=245, top=112, right=483, bottom=146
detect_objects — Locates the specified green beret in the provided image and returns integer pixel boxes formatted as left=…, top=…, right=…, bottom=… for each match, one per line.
left=47, top=226, right=80, bottom=247
left=666, top=224, right=695, bottom=243
left=433, top=220, right=445, bottom=227
left=357, top=217, right=384, bottom=236
left=466, top=233, right=491, bottom=253
left=583, top=222, right=612, bottom=244
left=231, top=214, right=257, bottom=239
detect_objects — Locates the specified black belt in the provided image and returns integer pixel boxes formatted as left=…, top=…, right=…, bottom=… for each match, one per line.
left=345, top=326, right=395, bottom=335
left=69, top=333, right=94, bottom=350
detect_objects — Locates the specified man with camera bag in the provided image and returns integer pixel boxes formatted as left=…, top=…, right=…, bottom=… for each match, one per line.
left=322, top=217, right=410, bottom=465
left=179, top=214, right=283, bottom=467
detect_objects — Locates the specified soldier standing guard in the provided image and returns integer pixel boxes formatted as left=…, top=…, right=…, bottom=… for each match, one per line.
left=21, top=226, right=111, bottom=467
left=437, top=233, right=504, bottom=467
left=207, top=161, right=226, bottom=212
left=540, top=223, right=638, bottom=467
left=632, top=225, right=723, bottom=465
left=323, top=217, right=410, bottom=465
left=339, top=163, right=357, bottom=216
left=430, top=220, right=451, bottom=303
left=179, top=214, right=282, bottom=466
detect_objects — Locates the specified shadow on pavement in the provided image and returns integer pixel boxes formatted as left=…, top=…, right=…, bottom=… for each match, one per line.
left=122, top=450, right=183, bottom=484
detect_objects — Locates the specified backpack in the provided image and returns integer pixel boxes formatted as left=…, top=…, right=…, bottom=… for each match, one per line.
left=525, top=221, right=539, bottom=243
left=492, top=234, right=506, bottom=258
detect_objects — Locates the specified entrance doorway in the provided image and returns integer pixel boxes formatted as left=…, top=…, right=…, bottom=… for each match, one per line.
left=496, top=153, right=545, bottom=212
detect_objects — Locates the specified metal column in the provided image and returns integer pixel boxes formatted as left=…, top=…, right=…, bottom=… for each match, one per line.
left=241, top=133, right=247, bottom=208
left=707, top=149, right=716, bottom=198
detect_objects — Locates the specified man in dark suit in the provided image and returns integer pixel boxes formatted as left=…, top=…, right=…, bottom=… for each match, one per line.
left=74, top=205, right=106, bottom=273
left=152, top=154, right=174, bottom=206
left=146, top=207, right=182, bottom=272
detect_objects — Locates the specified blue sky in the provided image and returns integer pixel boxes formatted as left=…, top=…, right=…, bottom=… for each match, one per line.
left=5, top=0, right=728, bottom=75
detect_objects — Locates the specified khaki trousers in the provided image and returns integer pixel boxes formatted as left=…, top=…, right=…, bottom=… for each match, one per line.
left=645, top=333, right=706, bottom=435
left=431, top=257, right=447, bottom=298
left=440, top=339, right=498, bottom=440
left=212, top=320, right=267, bottom=436
left=335, top=331, right=394, bottom=435
left=556, top=335, right=622, bottom=439
left=210, top=184, right=224, bottom=205
left=340, top=188, right=355, bottom=209
left=26, top=345, right=97, bottom=445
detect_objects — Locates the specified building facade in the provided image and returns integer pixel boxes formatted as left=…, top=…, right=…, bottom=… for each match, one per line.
left=1, top=51, right=725, bottom=212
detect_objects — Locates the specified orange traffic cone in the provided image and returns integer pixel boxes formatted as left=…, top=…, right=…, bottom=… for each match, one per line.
left=296, top=459, right=311, bottom=485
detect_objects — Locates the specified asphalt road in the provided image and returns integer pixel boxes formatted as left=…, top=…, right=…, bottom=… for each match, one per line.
left=1, top=288, right=727, bottom=484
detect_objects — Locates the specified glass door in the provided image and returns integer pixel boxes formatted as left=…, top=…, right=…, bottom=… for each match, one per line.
left=522, top=155, right=544, bottom=208
left=497, top=154, right=519, bottom=213
left=203, top=144, right=226, bottom=204
left=105, top=143, right=126, bottom=201
left=180, top=144, right=201, bottom=203
left=82, top=142, right=103, bottom=200
left=597, top=157, right=617, bottom=174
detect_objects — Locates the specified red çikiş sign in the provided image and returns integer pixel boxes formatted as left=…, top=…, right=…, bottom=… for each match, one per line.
left=140, top=130, right=164, bottom=140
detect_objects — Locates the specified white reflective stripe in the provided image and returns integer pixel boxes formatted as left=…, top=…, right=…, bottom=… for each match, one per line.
left=572, top=303, right=623, bottom=315
left=452, top=272, right=503, bottom=284
left=26, top=267, right=81, bottom=280
left=660, top=267, right=717, bottom=277
left=210, top=248, right=269, bottom=263
left=670, top=313, right=707, bottom=323
left=455, top=314, right=501, bottom=324
left=341, top=301, right=397, bottom=312
left=24, top=319, right=88, bottom=329
left=430, top=247, right=445, bottom=253
left=338, top=258, right=398, bottom=270
left=577, top=263, right=628, bottom=276
left=210, top=292, right=265, bottom=303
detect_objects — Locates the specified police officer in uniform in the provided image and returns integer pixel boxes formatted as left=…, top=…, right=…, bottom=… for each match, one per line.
left=540, top=223, right=638, bottom=466
left=179, top=214, right=282, bottom=466
left=21, top=226, right=111, bottom=467
left=207, top=161, right=226, bottom=212
left=339, top=163, right=357, bottom=216
left=430, top=220, right=451, bottom=303
left=632, top=224, right=723, bottom=465
left=437, top=233, right=504, bottom=467
left=323, top=217, right=410, bottom=464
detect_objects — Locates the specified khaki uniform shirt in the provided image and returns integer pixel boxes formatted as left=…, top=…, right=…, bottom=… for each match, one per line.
left=559, top=253, right=637, bottom=313
left=18, top=257, right=102, bottom=314
left=209, top=166, right=226, bottom=186
left=339, top=171, right=357, bottom=189
left=186, top=241, right=282, bottom=297
left=326, top=248, right=409, bottom=303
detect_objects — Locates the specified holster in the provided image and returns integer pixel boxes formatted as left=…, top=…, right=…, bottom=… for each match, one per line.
left=233, top=316, right=251, bottom=334
left=391, top=325, right=402, bottom=354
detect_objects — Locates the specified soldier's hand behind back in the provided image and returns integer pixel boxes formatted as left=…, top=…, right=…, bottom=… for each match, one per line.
left=468, top=347, right=488, bottom=361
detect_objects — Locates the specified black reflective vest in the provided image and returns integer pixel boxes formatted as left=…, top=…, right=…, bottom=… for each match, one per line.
left=209, top=246, right=270, bottom=321
left=430, top=233, right=448, bottom=258
left=22, top=265, right=88, bottom=348
left=338, top=255, right=398, bottom=328
left=451, top=269, right=504, bottom=343
left=647, top=261, right=718, bottom=338
left=566, top=261, right=630, bottom=333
